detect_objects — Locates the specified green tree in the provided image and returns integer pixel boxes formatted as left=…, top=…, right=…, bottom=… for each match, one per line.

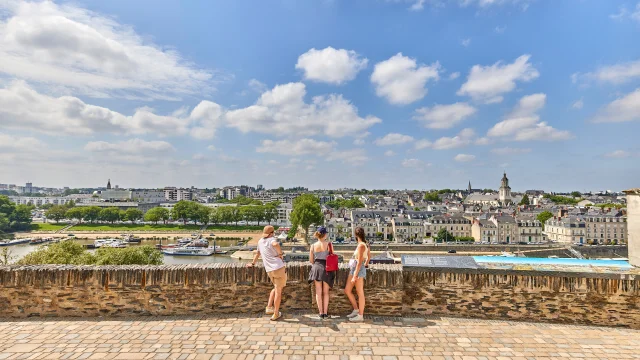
left=18, top=241, right=162, bottom=265
left=40, top=203, right=54, bottom=210
left=482, top=189, right=495, bottom=193
left=157, top=207, right=170, bottom=224
left=83, top=206, right=102, bottom=223
left=264, top=205, right=278, bottom=224
left=195, top=205, right=211, bottom=225
left=571, top=191, right=582, bottom=198
left=93, top=245, right=162, bottom=265
left=45, top=205, right=67, bottom=223
left=99, top=207, right=121, bottom=223
left=209, top=207, right=221, bottom=225
left=289, top=194, right=324, bottom=244
left=124, top=208, right=143, bottom=223
left=144, top=207, right=162, bottom=224
left=171, top=200, right=192, bottom=224
left=217, top=206, right=234, bottom=225
left=10, top=204, right=34, bottom=230
left=0, top=247, right=15, bottom=265
left=230, top=206, right=242, bottom=226
left=424, top=192, right=440, bottom=202
left=434, top=228, right=454, bottom=243
left=519, top=194, right=530, bottom=206
left=65, top=207, right=86, bottom=223
left=0, top=195, right=16, bottom=233
left=537, top=211, right=554, bottom=230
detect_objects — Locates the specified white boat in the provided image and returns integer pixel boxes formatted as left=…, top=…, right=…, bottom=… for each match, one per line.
left=163, top=247, right=217, bottom=256
left=94, top=239, right=127, bottom=248
left=500, top=251, right=516, bottom=257
left=0, top=238, right=32, bottom=246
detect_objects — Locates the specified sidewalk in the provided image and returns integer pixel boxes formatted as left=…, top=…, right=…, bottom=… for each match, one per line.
left=0, top=314, right=638, bottom=360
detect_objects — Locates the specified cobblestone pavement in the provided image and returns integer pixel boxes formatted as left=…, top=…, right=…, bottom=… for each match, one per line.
left=0, top=314, right=639, bottom=360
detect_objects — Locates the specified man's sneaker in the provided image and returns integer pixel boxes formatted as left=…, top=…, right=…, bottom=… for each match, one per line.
left=349, top=314, right=364, bottom=322
left=265, top=306, right=274, bottom=315
left=346, top=309, right=359, bottom=318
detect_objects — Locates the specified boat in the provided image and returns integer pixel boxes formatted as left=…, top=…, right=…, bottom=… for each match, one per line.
left=190, top=239, right=209, bottom=247
left=123, top=234, right=141, bottom=243
left=29, top=237, right=54, bottom=245
left=548, top=255, right=559, bottom=259
left=163, top=247, right=217, bottom=256
left=500, top=251, right=516, bottom=257
left=177, top=238, right=192, bottom=245
left=93, top=239, right=128, bottom=248
left=0, top=238, right=32, bottom=246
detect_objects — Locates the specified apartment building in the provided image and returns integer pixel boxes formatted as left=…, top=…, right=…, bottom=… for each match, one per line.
left=164, top=187, right=193, bottom=201
left=428, top=215, right=472, bottom=238
left=9, top=196, right=74, bottom=207
left=471, top=219, right=498, bottom=243
left=544, top=216, right=587, bottom=244
left=392, top=217, right=426, bottom=242
left=130, top=190, right=165, bottom=203
left=584, top=215, right=627, bottom=244
left=350, top=210, right=393, bottom=240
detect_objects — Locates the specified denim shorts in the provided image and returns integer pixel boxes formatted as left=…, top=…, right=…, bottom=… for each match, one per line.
left=349, top=266, right=366, bottom=279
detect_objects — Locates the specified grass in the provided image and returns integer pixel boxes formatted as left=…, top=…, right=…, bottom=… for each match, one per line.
left=28, top=223, right=69, bottom=231
left=68, top=223, right=203, bottom=231
left=205, top=225, right=279, bottom=231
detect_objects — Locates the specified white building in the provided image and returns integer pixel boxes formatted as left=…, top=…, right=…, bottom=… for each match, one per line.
left=9, top=196, right=74, bottom=207
left=164, top=187, right=193, bottom=201
left=130, top=190, right=165, bottom=203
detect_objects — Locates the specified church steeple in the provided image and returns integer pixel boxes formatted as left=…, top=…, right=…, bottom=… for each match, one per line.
left=107, top=179, right=111, bottom=190
left=468, top=180, right=472, bottom=193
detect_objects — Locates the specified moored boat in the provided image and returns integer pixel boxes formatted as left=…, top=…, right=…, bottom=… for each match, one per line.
left=0, top=238, right=32, bottom=246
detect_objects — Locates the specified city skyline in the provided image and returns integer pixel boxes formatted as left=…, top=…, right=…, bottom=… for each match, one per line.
left=1, top=1, right=639, bottom=191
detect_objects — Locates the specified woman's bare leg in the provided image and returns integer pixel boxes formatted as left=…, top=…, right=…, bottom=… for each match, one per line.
left=344, top=276, right=358, bottom=310
left=322, top=282, right=330, bottom=314
left=314, top=281, right=323, bottom=314
left=355, top=278, right=365, bottom=316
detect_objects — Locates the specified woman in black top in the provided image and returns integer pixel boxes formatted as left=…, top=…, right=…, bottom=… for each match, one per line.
left=308, top=226, right=334, bottom=319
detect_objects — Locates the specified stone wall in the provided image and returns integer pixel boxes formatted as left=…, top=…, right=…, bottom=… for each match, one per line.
left=1, top=264, right=639, bottom=329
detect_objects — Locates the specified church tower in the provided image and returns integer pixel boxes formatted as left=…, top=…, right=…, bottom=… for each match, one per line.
left=498, top=172, right=512, bottom=206
left=107, top=179, right=111, bottom=190
left=468, top=181, right=472, bottom=193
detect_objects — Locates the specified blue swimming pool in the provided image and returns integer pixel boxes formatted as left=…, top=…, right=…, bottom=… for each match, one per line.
left=473, top=256, right=632, bottom=268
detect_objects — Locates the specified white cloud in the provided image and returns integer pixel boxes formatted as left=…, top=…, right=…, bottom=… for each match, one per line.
left=248, top=79, right=267, bottom=93
left=457, top=55, right=539, bottom=104
left=192, top=153, right=205, bottom=160
left=371, top=53, right=440, bottom=105
left=572, top=98, right=584, bottom=110
left=488, top=93, right=545, bottom=137
left=413, top=102, right=477, bottom=129
left=449, top=72, right=460, bottom=80
left=414, top=139, right=433, bottom=150
left=384, top=150, right=396, bottom=157
left=432, top=128, right=476, bottom=150
left=610, top=3, right=640, bottom=22
left=226, top=82, right=381, bottom=138
left=207, top=145, right=216, bottom=151
left=257, top=138, right=337, bottom=156
left=490, top=147, right=531, bottom=155
left=461, top=38, right=471, bottom=47
left=0, top=132, right=46, bottom=152
left=410, top=0, right=426, bottom=11
left=513, top=122, right=573, bottom=141
left=0, top=80, right=223, bottom=138
left=374, top=133, right=415, bottom=146
left=454, top=154, right=475, bottom=162
left=494, top=26, right=506, bottom=33
left=295, top=47, right=368, bottom=85
left=604, top=150, right=631, bottom=158
left=84, top=138, right=175, bottom=154
left=327, top=148, right=369, bottom=164
left=592, top=88, right=640, bottom=123
left=578, top=59, right=640, bottom=85
left=487, top=93, right=571, bottom=141
left=402, top=158, right=428, bottom=168
left=0, top=0, right=215, bottom=100
left=475, top=137, right=492, bottom=145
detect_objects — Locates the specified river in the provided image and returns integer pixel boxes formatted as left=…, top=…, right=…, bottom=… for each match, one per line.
left=5, top=239, right=248, bottom=265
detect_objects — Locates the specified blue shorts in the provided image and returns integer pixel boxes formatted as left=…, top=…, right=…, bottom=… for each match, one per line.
left=349, top=266, right=366, bottom=279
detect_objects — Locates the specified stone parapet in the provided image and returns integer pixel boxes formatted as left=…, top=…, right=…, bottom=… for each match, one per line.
left=0, top=263, right=638, bottom=328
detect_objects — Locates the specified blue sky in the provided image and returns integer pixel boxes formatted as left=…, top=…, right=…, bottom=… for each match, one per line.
left=1, top=0, right=639, bottom=192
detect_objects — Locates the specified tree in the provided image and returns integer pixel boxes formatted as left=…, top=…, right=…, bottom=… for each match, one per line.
left=40, top=203, right=54, bottom=210
left=217, top=206, right=234, bottom=225
left=157, top=207, right=170, bottom=224
left=18, top=241, right=162, bottom=265
left=83, top=206, right=102, bottom=223
left=434, top=228, right=453, bottom=243
left=10, top=204, right=34, bottom=230
left=289, top=194, right=324, bottom=244
left=537, top=211, right=554, bottom=230
left=209, top=207, right=221, bottom=225
left=65, top=207, right=86, bottom=223
left=45, top=205, right=67, bottom=223
left=124, top=208, right=143, bottom=223
left=264, top=205, right=278, bottom=224
left=230, top=206, right=242, bottom=226
left=144, top=207, right=162, bottom=224
left=99, top=207, right=121, bottom=223
left=571, top=191, right=582, bottom=198
left=424, top=192, right=440, bottom=202
left=171, top=200, right=192, bottom=224
left=93, top=245, right=162, bottom=265
left=0, top=196, right=16, bottom=233
left=0, top=247, right=15, bottom=265
left=482, top=189, right=495, bottom=193
left=195, top=205, right=211, bottom=225
left=519, top=194, right=530, bottom=206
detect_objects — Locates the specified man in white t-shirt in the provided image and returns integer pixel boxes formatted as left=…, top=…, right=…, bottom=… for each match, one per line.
left=247, top=225, right=287, bottom=321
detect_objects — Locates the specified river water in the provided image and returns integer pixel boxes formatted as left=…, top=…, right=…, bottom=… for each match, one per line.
left=5, top=239, right=248, bottom=265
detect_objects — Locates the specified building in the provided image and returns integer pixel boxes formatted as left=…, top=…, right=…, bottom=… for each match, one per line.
left=472, top=219, right=497, bottom=243
left=622, top=188, right=639, bottom=267
left=498, top=172, right=512, bottom=206
left=276, top=203, right=293, bottom=225
left=25, top=182, right=33, bottom=194
left=583, top=215, right=627, bottom=244
left=220, top=186, right=249, bottom=200
left=544, top=216, right=587, bottom=244
left=428, top=215, right=472, bottom=239
left=350, top=210, right=393, bottom=240
left=130, top=190, right=165, bottom=203
left=164, top=187, right=193, bottom=201
left=515, top=216, right=544, bottom=243
left=392, top=217, right=426, bottom=242
left=9, top=196, right=74, bottom=207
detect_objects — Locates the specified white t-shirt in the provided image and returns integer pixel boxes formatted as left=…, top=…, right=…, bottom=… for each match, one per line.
left=257, top=236, right=285, bottom=272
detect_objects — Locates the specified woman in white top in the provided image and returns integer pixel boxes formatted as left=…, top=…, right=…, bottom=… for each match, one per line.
left=344, top=226, right=369, bottom=322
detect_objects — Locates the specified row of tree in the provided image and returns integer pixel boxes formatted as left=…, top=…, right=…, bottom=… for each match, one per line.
left=18, top=241, right=162, bottom=265
left=0, top=195, right=34, bottom=233
left=46, top=205, right=144, bottom=224
left=324, top=198, right=365, bottom=209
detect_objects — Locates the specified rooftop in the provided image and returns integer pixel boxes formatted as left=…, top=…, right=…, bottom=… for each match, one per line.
left=1, top=315, right=637, bottom=359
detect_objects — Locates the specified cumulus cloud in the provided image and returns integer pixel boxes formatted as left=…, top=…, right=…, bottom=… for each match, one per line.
left=374, top=133, right=415, bottom=146
left=592, top=88, right=640, bottom=123
left=432, top=128, right=476, bottom=150
left=449, top=72, right=460, bottom=80
left=0, top=0, right=215, bottom=99
left=609, top=3, right=640, bottom=22
left=402, top=158, right=429, bottom=168
left=0, top=81, right=222, bottom=138
left=296, top=47, right=368, bottom=85
left=248, top=79, right=267, bottom=93
left=327, top=148, right=369, bottom=164
left=604, top=150, right=631, bottom=158
left=226, top=82, right=381, bottom=138
left=413, top=102, right=477, bottom=129
left=384, top=150, right=396, bottom=157
left=84, top=139, right=175, bottom=154
left=576, top=59, right=640, bottom=85
left=207, top=145, right=216, bottom=151
left=257, top=138, right=337, bottom=156
left=572, top=98, right=584, bottom=110
left=457, top=55, right=539, bottom=104
left=0, top=132, right=46, bottom=152
left=487, top=93, right=572, bottom=141
left=461, top=38, right=471, bottom=47
left=454, top=154, right=475, bottom=162
left=371, top=53, right=440, bottom=105
left=414, top=139, right=433, bottom=150
left=490, top=147, right=531, bottom=155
